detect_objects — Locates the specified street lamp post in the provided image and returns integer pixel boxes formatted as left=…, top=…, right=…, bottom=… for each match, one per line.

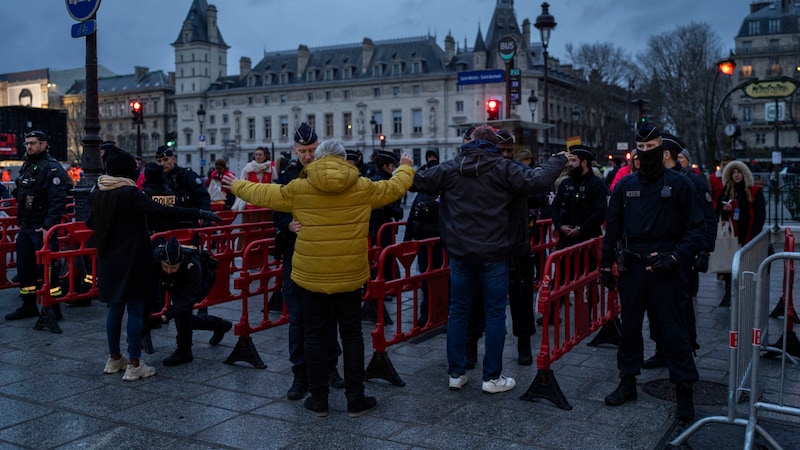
left=370, top=116, right=377, bottom=151
left=197, top=105, right=206, bottom=176
left=528, top=90, right=539, bottom=155
left=535, top=2, right=556, bottom=157
left=705, top=57, right=736, bottom=167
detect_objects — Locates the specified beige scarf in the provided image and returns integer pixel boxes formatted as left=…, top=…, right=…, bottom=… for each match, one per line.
left=97, top=175, right=137, bottom=191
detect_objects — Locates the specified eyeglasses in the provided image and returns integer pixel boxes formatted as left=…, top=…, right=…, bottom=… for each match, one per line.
left=23, top=141, right=42, bottom=146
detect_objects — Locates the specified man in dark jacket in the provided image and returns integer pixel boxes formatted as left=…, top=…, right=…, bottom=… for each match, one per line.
left=368, top=150, right=404, bottom=245
left=412, top=125, right=566, bottom=394
left=6, top=130, right=68, bottom=321
left=156, top=146, right=210, bottom=228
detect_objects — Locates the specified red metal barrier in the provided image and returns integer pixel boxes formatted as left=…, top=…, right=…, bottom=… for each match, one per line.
left=520, top=236, right=620, bottom=410
left=768, top=228, right=800, bottom=356
left=225, top=237, right=286, bottom=368
left=0, top=197, right=18, bottom=217
left=0, top=215, right=20, bottom=290
left=530, top=218, right=557, bottom=290
left=364, top=238, right=449, bottom=386
left=35, top=222, right=99, bottom=333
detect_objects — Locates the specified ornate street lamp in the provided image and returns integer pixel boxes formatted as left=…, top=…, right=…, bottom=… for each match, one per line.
left=705, top=57, right=736, bottom=165
left=197, top=104, right=206, bottom=176
left=527, top=90, right=538, bottom=121
left=535, top=2, right=556, bottom=155
left=369, top=116, right=377, bottom=151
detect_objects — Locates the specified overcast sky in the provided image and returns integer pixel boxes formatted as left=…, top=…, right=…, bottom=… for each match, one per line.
left=1, top=0, right=748, bottom=77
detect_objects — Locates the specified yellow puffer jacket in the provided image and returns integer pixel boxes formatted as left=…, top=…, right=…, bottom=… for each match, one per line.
left=231, top=155, right=414, bottom=294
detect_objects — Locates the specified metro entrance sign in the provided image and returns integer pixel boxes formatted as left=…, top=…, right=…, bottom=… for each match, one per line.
left=65, top=0, right=102, bottom=22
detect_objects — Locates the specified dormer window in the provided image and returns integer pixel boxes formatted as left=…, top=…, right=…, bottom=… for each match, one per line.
left=373, top=64, right=383, bottom=77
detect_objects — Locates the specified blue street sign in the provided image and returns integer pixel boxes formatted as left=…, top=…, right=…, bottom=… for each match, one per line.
left=70, top=20, right=96, bottom=38
left=199, top=134, right=206, bottom=142
left=457, top=70, right=505, bottom=85
left=65, top=0, right=102, bottom=22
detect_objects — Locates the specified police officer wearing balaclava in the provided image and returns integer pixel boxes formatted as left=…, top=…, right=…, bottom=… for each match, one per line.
left=600, top=122, right=704, bottom=422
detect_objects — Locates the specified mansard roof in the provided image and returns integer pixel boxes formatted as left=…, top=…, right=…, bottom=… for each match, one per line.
left=172, top=0, right=227, bottom=46
left=66, top=71, right=172, bottom=95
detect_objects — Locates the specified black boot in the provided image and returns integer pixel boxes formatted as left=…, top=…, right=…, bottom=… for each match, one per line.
left=605, top=375, right=637, bottom=406
left=209, top=318, right=233, bottom=346
left=517, top=336, right=533, bottom=366
left=287, top=365, right=308, bottom=400
left=162, top=348, right=193, bottom=366
left=347, top=395, right=377, bottom=418
left=642, top=351, right=667, bottom=369
left=465, top=340, right=478, bottom=370
left=5, top=297, right=39, bottom=321
left=303, top=395, right=329, bottom=417
left=719, top=274, right=731, bottom=307
left=676, top=383, right=695, bottom=422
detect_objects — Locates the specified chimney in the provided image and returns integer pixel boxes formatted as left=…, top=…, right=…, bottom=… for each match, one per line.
left=168, top=71, right=175, bottom=87
left=522, top=19, right=531, bottom=51
left=207, top=5, right=218, bottom=43
left=444, top=33, right=455, bottom=65
left=240, top=57, right=251, bottom=79
left=134, top=66, right=148, bottom=83
left=297, top=45, right=310, bottom=75
left=361, top=38, right=374, bottom=74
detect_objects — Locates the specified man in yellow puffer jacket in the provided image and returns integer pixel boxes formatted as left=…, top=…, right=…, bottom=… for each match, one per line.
left=223, top=139, right=414, bottom=418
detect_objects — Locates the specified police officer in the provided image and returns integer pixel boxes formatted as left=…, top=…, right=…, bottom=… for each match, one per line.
left=6, top=130, right=68, bottom=321
left=551, top=145, right=608, bottom=250
left=600, top=123, right=704, bottom=422
left=642, top=134, right=716, bottom=369
left=274, top=122, right=344, bottom=400
left=155, top=146, right=210, bottom=228
left=368, top=150, right=404, bottom=245
left=148, top=237, right=232, bottom=366
left=141, top=162, right=178, bottom=234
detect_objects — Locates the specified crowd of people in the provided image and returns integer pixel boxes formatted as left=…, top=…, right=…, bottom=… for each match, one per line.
left=3, top=119, right=769, bottom=422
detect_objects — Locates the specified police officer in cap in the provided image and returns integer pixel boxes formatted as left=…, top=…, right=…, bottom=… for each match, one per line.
left=552, top=145, right=608, bottom=250
left=641, top=133, right=716, bottom=368
left=155, top=146, right=210, bottom=228
left=6, top=130, right=68, bottom=320
left=600, top=122, right=704, bottom=422
left=274, top=122, right=344, bottom=400
left=368, top=150, right=403, bottom=244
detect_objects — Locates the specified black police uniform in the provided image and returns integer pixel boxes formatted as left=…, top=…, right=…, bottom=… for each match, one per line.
left=164, top=165, right=210, bottom=228
left=368, top=168, right=404, bottom=245
left=602, top=163, right=704, bottom=385
left=8, top=150, right=68, bottom=319
left=552, top=169, right=609, bottom=250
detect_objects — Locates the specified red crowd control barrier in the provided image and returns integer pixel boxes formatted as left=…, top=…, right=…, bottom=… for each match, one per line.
left=767, top=228, right=800, bottom=357
left=530, top=218, right=558, bottom=289
left=362, top=221, right=407, bottom=323
left=35, top=221, right=99, bottom=333
left=0, top=197, right=18, bottom=217
left=520, top=236, right=620, bottom=410
left=0, top=215, right=20, bottom=290
left=226, top=237, right=286, bottom=368
left=364, top=238, right=449, bottom=386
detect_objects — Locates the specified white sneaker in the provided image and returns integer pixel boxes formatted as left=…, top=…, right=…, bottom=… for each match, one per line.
left=122, top=361, right=156, bottom=381
left=449, top=374, right=467, bottom=391
left=482, top=375, right=516, bottom=394
left=103, top=356, right=129, bottom=374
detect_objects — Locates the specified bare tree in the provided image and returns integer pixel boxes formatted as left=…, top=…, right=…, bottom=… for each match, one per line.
left=67, top=102, right=85, bottom=164
left=634, top=22, right=728, bottom=168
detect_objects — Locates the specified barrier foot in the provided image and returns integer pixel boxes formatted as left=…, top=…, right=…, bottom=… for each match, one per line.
left=587, top=318, right=621, bottom=347
left=520, top=368, right=572, bottom=410
left=768, top=298, right=800, bottom=323
left=33, top=307, right=63, bottom=334
left=360, top=301, right=394, bottom=325
left=142, top=333, right=155, bottom=354
left=224, top=336, right=266, bottom=369
left=365, top=351, right=406, bottom=387
left=765, top=332, right=800, bottom=359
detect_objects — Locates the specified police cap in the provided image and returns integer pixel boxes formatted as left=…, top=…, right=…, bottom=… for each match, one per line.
left=24, top=130, right=48, bottom=141
left=294, top=122, right=318, bottom=145
left=160, top=236, right=184, bottom=265
left=156, top=145, right=174, bottom=158
left=636, top=122, right=660, bottom=143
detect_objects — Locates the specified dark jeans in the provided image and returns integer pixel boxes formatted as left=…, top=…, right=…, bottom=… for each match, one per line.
left=298, top=285, right=365, bottom=400
left=283, top=247, right=340, bottom=369
left=617, top=262, right=698, bottom=384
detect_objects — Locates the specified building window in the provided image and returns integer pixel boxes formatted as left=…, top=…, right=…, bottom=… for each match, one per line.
left=770, top=58, right=781, bottom=76
left=456, top=84, right=464, bottom=93
left=412, top=109, right=422, bottom=133
left=325, top=113, right=334, bottom=137
left=280, top=116, right=289, bottom=138
left=222, top=114, right=229, bottom=124
left=373, top=112, right=383, bottom=134
left=343, top=89, right=350, bottom=100
left=392, top=63, right=402, bottom=75
left=325, top=69, right=333, bottom=81
left=307, top=92, right=314, bottom=102
left=392, top=110, right=402, bottom=134
left=343, top=67, right=352, bottom=79
left=264, top=95, right=271, bottom=105
left=373, top=65, right=382, bottom=77
left=263, top=116, right=272, bottom=139
left=742, top=60, right=753, bottom=77
left=185, top=154, right=192, bottom=165
left=456, top=100, right=464, bottom=113
left=755, top=133, right=766, bottom=145
left=748, top=20, right=760, bottom=35
left=209, top=115, right=216, bottom=125
left=742, top=106, right=752, bottom=123
left=412, top=61, right=421, bottom=74
left=248, top=117, right=256, bottom=139
left=373, top=87, right=381, bottom=98
left=412, top=85, right=420, bottom=95
left=248, top=96, right=254, bottom=105
left=185, top=132, right=192, bottom=146
left=152, top=100, right=159, bottom=114
left=280, top=94, right=287, bottom=104
left=325, top=91, right=333, bottom=101
left=768, top=19, right=781, bottom=33
left=280, top=73, right=288, bottom=84
left=393, top=86, right=400, bottom=96
left=769, top=39, right=780, bottom=52
left=306, top=115, right=316, bottom=132
left=210, top=133, right=216, bottom=145
left=343, top=112, right=352, bottom=137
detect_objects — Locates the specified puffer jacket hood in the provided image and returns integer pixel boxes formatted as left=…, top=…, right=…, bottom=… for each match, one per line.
left=458, top=140, right=502, bottom=177
left=722, top=160, right=754, bottom=187
left=304, top=154, right=362, bottom=193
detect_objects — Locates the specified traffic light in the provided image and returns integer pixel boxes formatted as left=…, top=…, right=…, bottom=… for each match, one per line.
left=166, top=131, right=176, bottom=148
left=486, top=99, right=501, bottom=121
left=379, top=134, right=386, bottom=149
left=130, top=100, right=143, bottom=124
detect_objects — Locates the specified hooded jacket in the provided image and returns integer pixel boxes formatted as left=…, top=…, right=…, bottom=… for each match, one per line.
left=231, top=154, right=414, bottom=294
left=412, top=139, right=566, bottom=261
left=719, top=160, right=766, bottom=245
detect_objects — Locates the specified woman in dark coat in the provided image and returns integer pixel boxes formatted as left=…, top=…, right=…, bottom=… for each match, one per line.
left=86, top=145, right=218, bottom=381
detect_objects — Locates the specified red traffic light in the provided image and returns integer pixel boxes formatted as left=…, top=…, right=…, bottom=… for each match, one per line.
left=130, top=100, right=142, bottom=113
left=378, top=134, right=385, bottom=142
left=487, top=99, right=499, bottom=111
left=487, top=99, right=501, bottom=120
